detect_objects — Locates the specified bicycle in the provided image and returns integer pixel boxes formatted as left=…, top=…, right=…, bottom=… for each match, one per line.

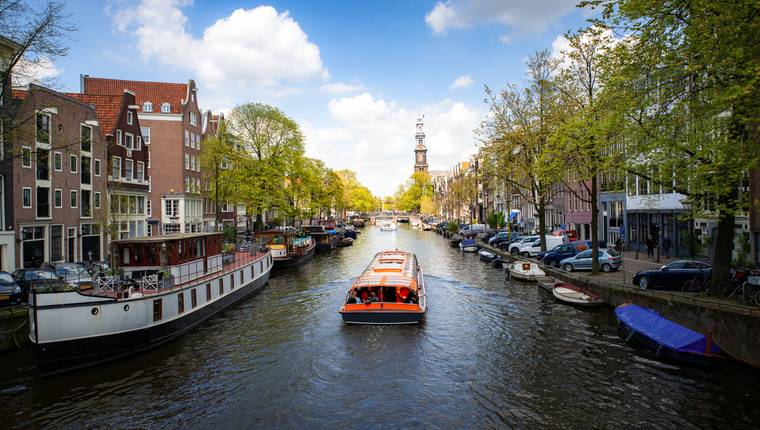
left=727, top=272, right=760, bottom=306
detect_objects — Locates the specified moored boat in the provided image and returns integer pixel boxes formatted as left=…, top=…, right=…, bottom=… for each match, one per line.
left=378, top=217, right=397, bottom=231
left=459, top=239, right=479, bottom=252
left=615, top=303, right=722, bottom=365
left=478, top=249, right=497, bottom=262
left=339, top=250, right=427, bottom=324
left=303, top=225, right=339, bottom=252
left=552, top=283, right=605, bottom=307
left=256, top=229, right=316, bottom=269
left=508, top=261, right=545, bottom=281
left=28, top=232, right=273, bottom=375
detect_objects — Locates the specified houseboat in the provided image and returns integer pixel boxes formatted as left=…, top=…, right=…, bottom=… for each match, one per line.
left=256, top=230, right=316, bottom=269
left=28, top=232, right=273, bottom=375
left=339, top=250, right=427, bottom=324
left=302, top=225, right=338, bottom=252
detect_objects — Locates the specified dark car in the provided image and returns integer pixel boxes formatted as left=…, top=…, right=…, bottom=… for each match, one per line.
left=12, top=268, right=60, bottom=299
left=489, top=231, right=521, bottom=247
left=632, top=260, right=713, bottom=290
left=0, top=271, right=23, bottom=305
left=541, top=241, right=591, bottom=267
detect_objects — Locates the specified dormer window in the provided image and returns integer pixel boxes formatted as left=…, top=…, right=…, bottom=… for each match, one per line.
left=127, top=111, right=133, bottom=125
left=161, top=103, right=171, bottom=113
left=143, top=102, right=153, bottom=112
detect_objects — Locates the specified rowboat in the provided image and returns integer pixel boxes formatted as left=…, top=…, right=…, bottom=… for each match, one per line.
left=536, top=277, right=555, bottom=293
left=478, top=249, right=497, bottom=262
left=459, top=239, right=480, bottom=252
left=615, top=303, right=722, bottom=365
left=339, top=250, right=426, bottom=324
left=508, top=261, right=545, bottom=281
left=552, top=283, right=605, bottom=307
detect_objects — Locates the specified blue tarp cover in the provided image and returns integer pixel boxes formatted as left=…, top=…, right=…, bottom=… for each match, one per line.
left=461, top=239, right=477, bottom=246
left=615, top=304, right=721, bottom=355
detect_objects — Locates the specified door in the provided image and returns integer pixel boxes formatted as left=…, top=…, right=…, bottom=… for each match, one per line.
left=574, top=250, right=592, bottom=269
left=67, top=227, right=77, bottom=263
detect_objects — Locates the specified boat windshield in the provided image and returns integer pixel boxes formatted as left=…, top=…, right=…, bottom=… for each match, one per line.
left=347, top=286, right=418, bottom=304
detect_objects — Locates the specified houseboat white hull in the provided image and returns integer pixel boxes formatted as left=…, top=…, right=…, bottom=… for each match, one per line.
left=29, top=252, right=273, bottom=376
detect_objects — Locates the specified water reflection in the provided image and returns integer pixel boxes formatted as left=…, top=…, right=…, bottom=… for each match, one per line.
left=0, top=226, right=759, bottom=428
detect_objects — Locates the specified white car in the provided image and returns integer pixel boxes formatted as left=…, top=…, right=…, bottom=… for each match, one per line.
left=516, top=235, right=569, bottom=257
left=508, top=235, right=540, bottom=254
left=275, top=226, right=298, bottom=232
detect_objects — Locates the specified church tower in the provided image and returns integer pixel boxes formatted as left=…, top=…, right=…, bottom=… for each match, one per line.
left=414, top=115, right=428, bottom=173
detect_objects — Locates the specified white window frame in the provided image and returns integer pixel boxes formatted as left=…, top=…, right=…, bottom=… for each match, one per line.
left=22, top=187, right=32, bottom=208
left=70, top=190, right=78, bottom=208
left=53, top=151, right=63, bottom=172
left=54, top=188, right=63, bottom=208
left=137, top=161, right=145, bottom=182
left=116, top=129, right=122, bottom=146
left=184, top=130, right=190, bottom=147
left=141, top=126, right=150, bottom=145
left=22, top=146, right=32, bottom=168
left=185, top=153, right=190, bottom=170
left=127, top=111, right=134, bottom=125
left=143, top=102, right=153, bottom=112
left=94, top=191, right=101, bottom=209
left=125, top=133, right=134, bottom=150
left=161, top=103, right=170, bottom=113
left=94, top=159, right=101, bottom=176
left=70, top=155, right=78, bottom=173
left=136, top=135, right=142, bottom=150
left=125, top=159, right=134, bottom=180
left=147, top=199, right=152, bottom=217
left=112, top=156, right=121, bottom=178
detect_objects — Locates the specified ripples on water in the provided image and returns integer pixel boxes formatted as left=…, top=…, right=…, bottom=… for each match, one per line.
left=1, top=227, right=760, bottom=429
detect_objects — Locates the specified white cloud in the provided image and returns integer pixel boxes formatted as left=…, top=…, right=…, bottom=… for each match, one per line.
left=302, top=93, right=482, bottom=196
left=550, top=27, right=619, bottom=69
left=319, top=82, right=365, bottom=94
left=12, top=57, right=62, bottom=87
left=498, top=34, right=511, bottom=44
left=113, top=0, right=327, bottom=109
left=425, top=0, right=578, bottom=36
left=449, top=75, right=474, bottom=90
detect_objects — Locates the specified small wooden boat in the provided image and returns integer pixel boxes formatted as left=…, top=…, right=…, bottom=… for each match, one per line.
left=339, top=250, right=427, bottom=324
left=478, top=249, right=497, bottom=262
left=508, top=261, right=545, bottom=281
left=491, top=257, right=506, bottom=269
left=459, top=239, right=480, bottom=252
left=552, top=283, right=605, bottom=307
left=339, top=237, right=354, bottom=247
left=615, top=303, right=722, bottom=365
left=536, top=277, right=555, bottom=293
left=449, top=234, right=463, bottom=247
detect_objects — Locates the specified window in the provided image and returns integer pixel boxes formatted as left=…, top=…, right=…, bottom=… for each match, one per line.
left=70, top=190, right=78, bottom=208
left=184, top=130, right=190, bottom=146
left=190, top=155, right=195, bottom=171
left=189, top=111, right=197, bottom=126
left=195, top=178, right=200, bottom=193
left=165, top=199, right=178, bottom=217
left=54, top=189, right=62, bottom=208
left=37, top=187, right=50, bottom=218
left=36, top=149, right=50, bottom=180
left=22, top=187, right=32, bottom=208
left=81, top=189, right=92, bottom=218
left=36, top=112, right=50, bottom=144
left=127, top=111, right=133, bottom=125
left=137, top=162, right=144, bottom=183
left=143, top=102, right=153, bottom=112
left=94, top=159, right=101, bottom=176
left=147, top=150, right=150, bottom=168
left=230, top=274, right=235, bottom=290
left=147, top=199, right=151, bottom=217
left=141, top=127, right=150, bottom=145
left=161, top=103, right=170, bottom=113
left=116, top=129, right=122, bottom=146
left=219, top=279, right=224, bottom=295
left=125, top=133, right=134, bottom=150
left=185, top=153, right=190, bottom=170
left=137, top=196, right=144, bottom=214
left=177, top=293, right=184, bottom=314
left=53, top=152, right=62, bottom=171
left=153, top=299, right=162, bottom=321
left=185, top=177, right=190, bottom=192
left=94, top=192, right=101, bottom=209
left=136, top=135, right=142, bottom=150
left=191, top=289, right=197, bottom=308
left=80, top=125, right=92, bottom=152
left=206, top=283, right=211, bottom=301
left=196, top=133, right=201, bottom=151
left=112, top=156, right=121, bottom=178
left=22, top=146, right=32, bottom=168
left=70, top=155, right=77, bottom=173
left=125, top=159, right=133, bottom=180
left=81, top=156, right=91, bottom=185
left=50, top=225, right=63, bottom=262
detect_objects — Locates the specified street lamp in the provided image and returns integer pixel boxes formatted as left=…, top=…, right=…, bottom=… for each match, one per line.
left=680, top=198, right=695, bottom=259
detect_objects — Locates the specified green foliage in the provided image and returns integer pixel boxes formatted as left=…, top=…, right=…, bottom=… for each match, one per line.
left=487, top=212, right=498, bottom=229
left=733, top=232, right=754, bottom=268
left=222, top=226, right=237, bottom=241
left=447, top=221, right=459, bottom=233
left=395, top=171, right=434, bottom=213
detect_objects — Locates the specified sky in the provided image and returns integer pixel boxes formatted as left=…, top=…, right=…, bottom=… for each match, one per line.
left=40, top=0, right=593, bottom=196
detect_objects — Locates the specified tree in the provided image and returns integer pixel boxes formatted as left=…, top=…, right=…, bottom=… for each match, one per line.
left=200, top=120, right=238, bottom=230
left=394, top=171, right=433, bottom=213
left=585, top=0, right=760, bottom=294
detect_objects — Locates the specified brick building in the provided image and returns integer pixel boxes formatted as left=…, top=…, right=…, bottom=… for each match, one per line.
left=82, top=76, right=204, bottom=235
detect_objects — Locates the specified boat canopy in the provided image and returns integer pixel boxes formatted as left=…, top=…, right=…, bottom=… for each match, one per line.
left=615, top=304, right=721, bottom=355
left=352, top=251, right=419, bottom=291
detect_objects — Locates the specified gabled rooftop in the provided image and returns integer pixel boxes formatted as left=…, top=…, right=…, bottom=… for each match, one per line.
left=81, top=76, right=190, bottom=114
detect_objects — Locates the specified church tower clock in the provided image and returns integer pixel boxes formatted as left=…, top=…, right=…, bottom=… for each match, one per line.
left=414, top=115, right=428, bottom=173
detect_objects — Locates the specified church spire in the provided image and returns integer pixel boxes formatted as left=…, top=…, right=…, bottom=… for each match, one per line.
left=414, top=115, right=428, bottom=173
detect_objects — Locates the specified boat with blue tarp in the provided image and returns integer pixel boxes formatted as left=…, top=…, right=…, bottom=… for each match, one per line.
left=615, top=303, right=722, bottom=366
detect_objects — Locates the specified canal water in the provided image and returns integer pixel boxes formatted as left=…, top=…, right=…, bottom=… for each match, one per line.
left=1, top=226, right=759, bottom=428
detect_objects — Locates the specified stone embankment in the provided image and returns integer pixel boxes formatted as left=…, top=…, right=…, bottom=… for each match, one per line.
left=483, top=243, right=760, bottom=367
left=0, top=306, right=28, bottom=352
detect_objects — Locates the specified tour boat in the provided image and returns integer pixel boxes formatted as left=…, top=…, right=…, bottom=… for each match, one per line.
left=508, top=261, right=545, bottom=281
left=256, top=229, right=315, bottom=269
left=459, top=239, right=480, bottom=252
left=615, top=303, right=722, bottom=365
left=339, top=250, right=427, bottom=324
left=303, top=225, right=338, bottom=252
left=28, top=232, right=273, bottom=375
left=552, top=283, right=605, bottom=307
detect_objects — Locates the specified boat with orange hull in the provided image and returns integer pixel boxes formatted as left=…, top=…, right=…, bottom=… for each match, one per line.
left=339, top=250, right=427, bottom=324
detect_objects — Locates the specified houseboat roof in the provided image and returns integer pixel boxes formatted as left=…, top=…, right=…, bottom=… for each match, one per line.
left=353, top=251, right=419, bottom=289
left=112, top=232, right=221, bottom=244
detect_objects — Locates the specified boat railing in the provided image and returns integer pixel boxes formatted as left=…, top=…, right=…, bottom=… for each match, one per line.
left=96, top=276, right=121, bottom=292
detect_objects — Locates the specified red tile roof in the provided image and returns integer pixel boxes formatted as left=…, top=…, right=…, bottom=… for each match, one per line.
left=65, top=93, right=124, bottom=135
left=11, top=89, right=27, bottom=100
left=82, top=76, right=188, bottom=114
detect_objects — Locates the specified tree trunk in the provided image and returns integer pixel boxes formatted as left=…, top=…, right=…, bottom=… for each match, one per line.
left=537, top=197, right=547, bottom=251
left=590, top=176, right=600, bottom=274
left=709, top=193, right=737, bottom=296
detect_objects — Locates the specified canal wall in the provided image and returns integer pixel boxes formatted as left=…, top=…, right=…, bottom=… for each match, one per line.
left=0, top=306, right=29, bottom=352
left=484, top=244, right=760, bottom=367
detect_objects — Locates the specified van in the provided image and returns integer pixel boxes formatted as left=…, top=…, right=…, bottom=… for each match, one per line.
left=458, top=224, right=487, bottom=237
left=516, top=235, right=569, bottom=257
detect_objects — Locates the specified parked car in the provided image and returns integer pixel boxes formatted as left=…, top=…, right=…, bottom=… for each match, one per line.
left=507, top=235, right=540, bottom=254
left=47, top=262, right=95, bottom=290
left=560, top=249, right=622, bottom=273
left=632, top=260, right=713, bottom=290
left=516, top=235, right=569, bottom=258
left=489, top=231, right=521, bottom=246
left=0, top=271, right=23, bottom=305
left=458, top=224, right=487, bottom=237
left=540, top=241, right=592, bottom=267
left=11, top=268, right=60, bottom=299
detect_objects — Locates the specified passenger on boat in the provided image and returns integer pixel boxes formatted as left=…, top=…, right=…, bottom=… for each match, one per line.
left=346, top=291, right=360, bottom=304
left=366, top=291, right=379, bottom=303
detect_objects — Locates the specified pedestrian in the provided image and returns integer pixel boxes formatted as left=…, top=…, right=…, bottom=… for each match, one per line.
left=663, top=236, right=672, bottom=259
left=646, top=233, right=655, bottom=258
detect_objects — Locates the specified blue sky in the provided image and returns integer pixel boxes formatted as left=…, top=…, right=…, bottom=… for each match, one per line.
left=45, top=0, right=592, bottom=196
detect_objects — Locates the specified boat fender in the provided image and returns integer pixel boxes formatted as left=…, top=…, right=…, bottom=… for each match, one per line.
left=624, top=329, right=635, bottom=343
